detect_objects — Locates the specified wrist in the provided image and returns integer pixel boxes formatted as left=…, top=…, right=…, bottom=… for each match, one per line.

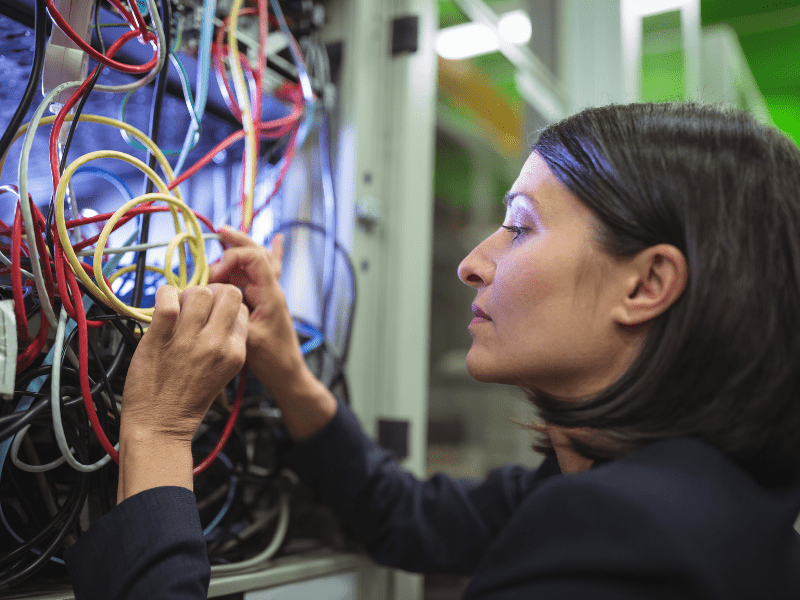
left=117, top=428, right=194, bottom=504
left=261, top=366, right=338, bottom=441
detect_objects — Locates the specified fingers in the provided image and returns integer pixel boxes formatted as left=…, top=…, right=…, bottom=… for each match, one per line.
left=207, top=284, right=246, bottom=336
left=217, top=225, right=259, bottom=249
left=147, top=285, right=180, bottom=344
left=269, top=233, right=284, bottom=268
left=208, top=246, right=266, bottom=287
left=177, top=286, right=215, bottom=333
left=208, top=228, right=283, bottom=285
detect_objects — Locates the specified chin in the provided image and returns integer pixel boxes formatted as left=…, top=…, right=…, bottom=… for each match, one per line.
left=465, top=350, right=511, bottom=384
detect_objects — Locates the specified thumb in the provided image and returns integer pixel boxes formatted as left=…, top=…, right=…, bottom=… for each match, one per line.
left=147, top=285, right=180, bottom=343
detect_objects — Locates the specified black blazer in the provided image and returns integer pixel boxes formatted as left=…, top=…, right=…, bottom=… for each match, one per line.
left=66, top=404, right=800, bottom=599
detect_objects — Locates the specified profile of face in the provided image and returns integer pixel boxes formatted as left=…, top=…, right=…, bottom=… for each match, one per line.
left=457, top=152, right=687, bottom=399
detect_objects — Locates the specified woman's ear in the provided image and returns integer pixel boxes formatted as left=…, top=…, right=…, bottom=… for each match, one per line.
left=613, top=244, right=687, bottom=326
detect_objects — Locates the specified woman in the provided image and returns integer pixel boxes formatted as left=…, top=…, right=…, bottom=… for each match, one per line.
left=66, top=102, right=800, bottom=599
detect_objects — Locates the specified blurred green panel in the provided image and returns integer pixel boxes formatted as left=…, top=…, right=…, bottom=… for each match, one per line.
left=641, top=11, right=685, bottom=102
left=642, top=51, right=685, bottom=102
left=434, top=135, right=473, bottom=211
left=736, top=26, right=800, bottom=93
left=701, top=0, right=800, bottom=25
left=700, top=1, right=800, bottom=140
left=762, top=93, right=800, bottom=146
left=439, top=0, right=467, bottom=28
left=438, top=0, right=511, bottom=29
left=469, top=53, right=522, bottom=106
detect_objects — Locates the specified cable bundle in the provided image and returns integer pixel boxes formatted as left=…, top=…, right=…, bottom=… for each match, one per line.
left=0, top=0, right=349, bottom=591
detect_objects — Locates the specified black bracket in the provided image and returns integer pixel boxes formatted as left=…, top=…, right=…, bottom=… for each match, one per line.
left=391, top=14, right=419, bottom=56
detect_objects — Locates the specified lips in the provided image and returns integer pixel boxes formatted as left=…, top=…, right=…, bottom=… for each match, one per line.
left=472, top=303, right=491, bottom=321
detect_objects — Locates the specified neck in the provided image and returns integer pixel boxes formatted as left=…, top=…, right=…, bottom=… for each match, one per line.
left=546, top=423, right=594, bottom=474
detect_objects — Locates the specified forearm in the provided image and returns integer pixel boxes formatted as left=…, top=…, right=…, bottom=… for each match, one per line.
left=117, top=427, right=194, bottom=504
left=254, top=362, right=338, bottom=441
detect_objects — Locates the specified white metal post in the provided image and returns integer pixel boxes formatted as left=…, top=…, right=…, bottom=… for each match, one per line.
left=322, top=0, right=438, bottom=598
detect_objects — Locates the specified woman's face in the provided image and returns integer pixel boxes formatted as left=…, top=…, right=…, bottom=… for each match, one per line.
left=458, top=152, right=641, bottom=398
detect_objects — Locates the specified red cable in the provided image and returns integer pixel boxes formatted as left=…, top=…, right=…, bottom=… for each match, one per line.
left=213, top=8, right=262, bottom=121
left=168, top=115, right=301, bottom=194
left=67, top=263, right=120, bottom=463
left=15, top=313, right=48, bottom=372
left=170, top=130, right=247, bottom=190
left=52, top=243, right=107, bottom=328
left=123, top=0, right=150, bottom=39
left=193, top=368, right=245, bottom=475
left=212, top=44, right=259, bottom=123
left=14, top=198, right=55, bottom=372
left=11, top=207, right=29, bottom=341
left=106, top=0, right=139, bottom=34
left=49, top=29, right=143, bottom=191
left=46, top=0, right=157, bottom=74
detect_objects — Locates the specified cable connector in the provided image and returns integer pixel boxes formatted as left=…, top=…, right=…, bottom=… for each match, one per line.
left=41, top=0, right=94, bottom=108
left=0, top=300, right=17, bottom=399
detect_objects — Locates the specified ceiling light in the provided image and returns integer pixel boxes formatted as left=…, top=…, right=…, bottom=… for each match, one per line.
left=497, top=10, right=532, bottom=45
left=436, top=22, right=499, bottom=60
left=436, top=10, right=533, bottom=60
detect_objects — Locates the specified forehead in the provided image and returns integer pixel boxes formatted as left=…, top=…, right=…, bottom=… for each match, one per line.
left=510, top=152, right=589, bottom=223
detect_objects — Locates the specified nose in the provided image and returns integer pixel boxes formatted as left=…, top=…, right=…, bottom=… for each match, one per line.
left=458, top=233, right=496, bottom=289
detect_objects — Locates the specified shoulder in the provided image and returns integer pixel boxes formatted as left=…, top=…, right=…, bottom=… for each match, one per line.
left=538, top=436, right=795, bottom=557
left=469, top=437, right=800, bottom=600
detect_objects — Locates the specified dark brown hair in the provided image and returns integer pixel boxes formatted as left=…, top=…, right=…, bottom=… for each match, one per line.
left=530, top=102, right=800, bottom=487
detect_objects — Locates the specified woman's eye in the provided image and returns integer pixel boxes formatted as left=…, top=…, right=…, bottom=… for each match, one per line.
left=501, top=225, right=530, bottom=242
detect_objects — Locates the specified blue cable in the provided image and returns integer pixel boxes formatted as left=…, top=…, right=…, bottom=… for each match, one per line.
left=173, top=0, right=216, bottom=175
left=294, top=320, right=324, bottom=355
left=72, top=166, right=134, bottom=200
left=192, top=446, right=237, bottom=538
left=318, top=109, right=337, bottom=337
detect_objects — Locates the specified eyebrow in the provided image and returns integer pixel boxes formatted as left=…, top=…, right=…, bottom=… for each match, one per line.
left=503, top=192, right=539, bottom=209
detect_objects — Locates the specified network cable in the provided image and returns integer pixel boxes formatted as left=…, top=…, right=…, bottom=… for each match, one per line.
left=1, top=0, right=350, bottom=590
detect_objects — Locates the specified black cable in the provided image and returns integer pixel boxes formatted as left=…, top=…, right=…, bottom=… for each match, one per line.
left=0, top=0, right=46, bottom=167
left=1, top=460, right=47, bottom=533
left=131, top=0, right=172, bottom=309
left=0, top=427, right=90, bottom=589
left=0, top=383, right=86, bottom=443
left=0, top=430, right=87, bottom=568
left=2, top=312, right=139, bottom=443
left=86, top=335, right=120, bottom=424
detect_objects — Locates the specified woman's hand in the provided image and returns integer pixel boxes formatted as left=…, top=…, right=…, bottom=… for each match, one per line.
left=208, top=226, right=307, bottom=393
left=117, top=283, right=248, bottom=503
left=121, top=283, right=249, bottom=442
left=208, top=226, right=338, bottom=440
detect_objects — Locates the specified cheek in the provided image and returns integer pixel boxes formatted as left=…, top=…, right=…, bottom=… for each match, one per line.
left=493, top=257, right=555, bottom=322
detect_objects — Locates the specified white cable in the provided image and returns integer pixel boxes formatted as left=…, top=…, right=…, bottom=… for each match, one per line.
left=10, top=393, right=116, bottom=473
left=76, top=232, right=222, bottom=256
left=0, top=251, right=34, bottom=280
left=50, top=306, right=116, bottom=471
left=10, top=307, right=118, bottom=472
left=11, top=424, right=66, bottom=472
left=209, top=489, right=290, bottom=574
